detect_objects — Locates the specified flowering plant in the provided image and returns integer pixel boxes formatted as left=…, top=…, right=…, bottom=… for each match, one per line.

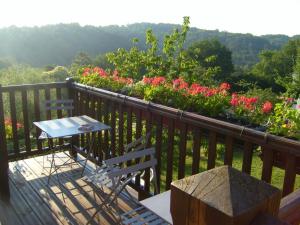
left=4, top=118, right=23, bottom=139
left=229, top=93, right=273, bottom=125
left=80, top=67, right=133, bottom=92
left=267, top=100, right=300, bottom=139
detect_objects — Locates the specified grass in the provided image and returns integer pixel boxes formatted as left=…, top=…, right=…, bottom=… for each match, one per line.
left=159, top=139, right=300, bottom=192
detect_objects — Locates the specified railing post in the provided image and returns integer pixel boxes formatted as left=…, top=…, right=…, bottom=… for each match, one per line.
left=0, top=84, right=10, bottom=201
left=66, top=78, right=78, bottom=158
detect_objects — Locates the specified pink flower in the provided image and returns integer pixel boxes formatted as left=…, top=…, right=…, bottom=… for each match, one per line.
left=262, top=101, right=273, bottom=113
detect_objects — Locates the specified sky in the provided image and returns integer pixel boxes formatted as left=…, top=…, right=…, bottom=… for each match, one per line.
left=0, top=0, right=299, bottom=36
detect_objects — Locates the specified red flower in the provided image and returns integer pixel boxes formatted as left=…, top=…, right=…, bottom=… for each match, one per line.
left=82, top=67, right=91, bottom=76
left=173, top=78, right=188, bottom=90
left=151, top=76, right=166, bottom=86
left=230, top=94, right=239, bottom=106
left=262, top=101, right=273, bottom=113
left=219, top=82, right=231, bottom=91
left=142, top=76, right=153, bottom=85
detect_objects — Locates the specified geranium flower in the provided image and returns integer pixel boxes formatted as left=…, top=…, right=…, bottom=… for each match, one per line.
left=172, top=78, right=188, bottom=90
left=151, top=76, right=166, bottom=86
left=219, top=82, right=231, bottom=91
left=262, top=101, right=273, bottom=113
left=142, top=76, right=153, bottom=85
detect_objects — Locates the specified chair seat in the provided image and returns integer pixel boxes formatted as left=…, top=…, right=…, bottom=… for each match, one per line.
left=121, top=206, right=170, bottom=225
left=82, top=165, right=121, bottom=188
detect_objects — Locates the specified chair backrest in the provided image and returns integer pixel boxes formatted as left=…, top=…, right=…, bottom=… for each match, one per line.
left=124, top=132, right=151, bottom=153
left=104, top=147, right=158, bottom=193
left=43, top=99, right=74, bottom=117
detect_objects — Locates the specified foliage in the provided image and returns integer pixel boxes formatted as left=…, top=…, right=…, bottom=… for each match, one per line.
left=42, top=66, right=70, bottom=82
left=187, top=39, right=234, bottom=81
left=80, top=67, right=133, bottom=92
left=267, top=100, right=300, bottom=139
left=229, top=93, right=273, bottom=126
left=251, top=39, right=300, bottom=93
left=0, top=23, right=293, bottom=67
left=106, top=17, right=199, bottom=81
left=0, top=64, right=48, bottom=85
left=4, top=118, right=23, bottom=139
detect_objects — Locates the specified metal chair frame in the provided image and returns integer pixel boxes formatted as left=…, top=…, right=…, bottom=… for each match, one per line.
left=82, top=132, right=158, bottom=225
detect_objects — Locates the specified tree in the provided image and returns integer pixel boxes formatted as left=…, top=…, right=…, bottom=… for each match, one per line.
left=187, top=39, right=234, bottom=81
left=252, top=39, right=300, bottom=93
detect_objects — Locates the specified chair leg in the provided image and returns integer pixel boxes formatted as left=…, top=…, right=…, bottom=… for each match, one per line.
left=47, top=153, right=55, bottom=184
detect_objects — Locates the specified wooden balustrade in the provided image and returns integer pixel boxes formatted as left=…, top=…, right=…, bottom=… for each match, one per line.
left=0, top=80, right=300, bottom=215
left=0, top=81, right=69, bottom=162
left=71, top=82, right=300, bottom=198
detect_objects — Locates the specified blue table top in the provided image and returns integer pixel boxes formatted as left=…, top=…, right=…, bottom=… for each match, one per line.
left=34, top=115, right=111, bottom=138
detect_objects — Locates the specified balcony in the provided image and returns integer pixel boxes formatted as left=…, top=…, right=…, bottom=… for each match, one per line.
left=0, top=80, right=299, bottom=225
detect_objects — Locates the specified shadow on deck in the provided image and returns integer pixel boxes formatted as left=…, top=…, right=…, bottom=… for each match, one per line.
left=0, top=154, right=138, bottom=225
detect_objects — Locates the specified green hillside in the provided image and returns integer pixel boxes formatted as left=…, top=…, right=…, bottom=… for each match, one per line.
left=0, top=23, right=295, bottom=67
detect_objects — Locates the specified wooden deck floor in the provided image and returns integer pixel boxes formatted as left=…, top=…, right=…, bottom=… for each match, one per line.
left=0, top=153, right=138, bottom=225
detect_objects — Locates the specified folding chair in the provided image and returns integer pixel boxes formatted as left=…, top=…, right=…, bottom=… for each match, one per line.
left=121, top=206, right=170, bottom=225
left=82, top=145, right=158, bottom=225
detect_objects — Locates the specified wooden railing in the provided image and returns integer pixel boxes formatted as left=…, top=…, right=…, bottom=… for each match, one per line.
left=70, top=82, right=300, bottom=197
left=0, top=80, right=300, bottom=223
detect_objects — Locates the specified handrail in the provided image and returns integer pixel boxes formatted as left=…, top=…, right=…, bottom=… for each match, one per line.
left=72, top=82, right=300, bottom=154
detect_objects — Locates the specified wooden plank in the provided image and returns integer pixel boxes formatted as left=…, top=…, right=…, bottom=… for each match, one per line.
left=110, top=103, right=116, bottom=157
left=144, top=111, right=152, bottom=193
left=154, top=115, right=163, bottom=193
left=55, top=88, right=63, bottom=118
left=8, top=170, right=46, bottom=225
left=0, top=192, right=23, bottom=225
left=242, top=141, right=253, bottom=174
left=126, top=107, right=133, bottom=150
left=9, top=89, right=19, bottom=154
left=261, top=146, right=274, bottom=183
left=207, top=131, right=217, bottom=170
left=1, top=82, right=67, bottom=92
left=166, top=118, right=174, bottom=190
left=16, top=159, right=86, bottom=225
left=34, top=89, right=42, bottom=151
left=79, top=91, right=86, bottom=148
left=8, top=166, right=62, bottom=225
left=118, top=104, right=124, bottom=155
left=21, top=90, right=31, bottom=152
left=279, top=188, right=300, bottom=225
left=178, top=123, right=187, bottom=179
left=103, top=99, right=109, bottom=159
left=131, top=109, right=142, bottom=188
left=282, top=154, right=296, bottom=197
left=55, top=88, right=64, bottom=146
left=191, top=127, right=201, bottom=175
left=89, top=95, right=97, bottom=158
left=0, top=85, right=10, bottom=199
left=33, top=154, right=131, bottom=225
left=96, top=98, right=103, bottom=162
left=224, top=136, right=234, bottom=166
left=44, top=88, right=51, bottom=120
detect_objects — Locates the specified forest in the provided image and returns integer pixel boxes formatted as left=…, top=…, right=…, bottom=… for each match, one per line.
left=0, top=22, right=299, bottom=67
